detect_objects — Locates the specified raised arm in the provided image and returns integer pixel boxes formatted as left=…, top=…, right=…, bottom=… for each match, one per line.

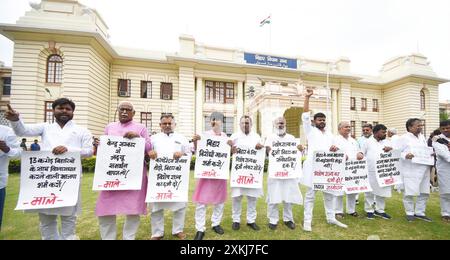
left=303, top=89, right=313, bottom=113
left=6, top=104, right=46, bottom=136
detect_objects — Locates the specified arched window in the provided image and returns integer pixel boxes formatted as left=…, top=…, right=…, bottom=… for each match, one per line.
left=420, top=90, right=426, bottom=111
left=46, top=54, right=63, bottom=83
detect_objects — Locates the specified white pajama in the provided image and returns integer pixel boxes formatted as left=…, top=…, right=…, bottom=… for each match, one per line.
left=232, top=196, right=257, bottom=223
left=440, top=193, right=450, bottom=217
left=335, top=193, right=358, bottom=214
left=303, top=188, right=336, bottom=224
left=39, top=213, right=77, bottom=240
left=364, top=192, right=386, bottom=213
left=98, top=215, right=141, bottom=240
left=195, top=203, right=224, bottom=232
left=267, top=203, right=293, bottom=224
left=403, top=194, right=429, bottom=216
left=151, top=207, right=186, bottom=237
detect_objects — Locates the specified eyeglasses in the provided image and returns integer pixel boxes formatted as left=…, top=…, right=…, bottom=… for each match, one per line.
left=119, top=108, right=133, bottom=112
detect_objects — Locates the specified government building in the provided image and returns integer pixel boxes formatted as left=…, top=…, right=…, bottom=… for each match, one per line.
left=0, top=0, right=448, bottom=142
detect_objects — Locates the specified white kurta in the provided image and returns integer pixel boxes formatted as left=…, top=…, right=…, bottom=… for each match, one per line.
left=300, top=112, right=334, bottom=191
left=229, top=131, right=264, bottom=198
left=265, top=133, right=303, bottom=204
left=390, top=135, right=400, bottom=147
left=150, top=132, right=191, bottom=212
left=433, top=135, right=450, bottom=194
left=357, top=136, right=371, bottom=149
left=396, top=132, right=430, bottom=196
left=332, top=135, right=361, bottom=196
left=361, top=137, right=392, bottom=197
left=10, top=119, right=93, bottom=216
left=0, top=126, right=22, bottom=189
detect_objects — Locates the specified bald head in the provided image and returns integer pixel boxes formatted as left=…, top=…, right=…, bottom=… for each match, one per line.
left=118, top=101, right=135, bottom=111
left=338, top=121, right=351, bottom=138
left=118, top=101, right=135, bottom=124
left=387, top=128, right=397, bottom=137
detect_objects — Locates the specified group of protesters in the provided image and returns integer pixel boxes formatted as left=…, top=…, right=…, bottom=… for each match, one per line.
left=0, top=90, right=449, bottom=240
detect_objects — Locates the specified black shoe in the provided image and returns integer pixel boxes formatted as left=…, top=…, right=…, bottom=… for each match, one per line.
left=284, top=221, right=296, bottom=230
left=247, top=222, right=260, bottom=231
left=212, top=225, right=224, bottom=235
left=374, top=211, right=392, bottom=220
left=367, top=212, right=375, bottom=220
left=232, top=222, right=240, bottom=230
left=348, top=212, right=359, bottom=217
left=268, top=223, right=277, bottom=230
left=406, top=215, right=415, bottom=222
left=414, top=215, right=433, bottom=222
left=194, top=231, right=205, bottom=240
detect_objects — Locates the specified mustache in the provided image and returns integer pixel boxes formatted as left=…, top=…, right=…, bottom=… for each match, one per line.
left=276, top=128, right=286, bottom=134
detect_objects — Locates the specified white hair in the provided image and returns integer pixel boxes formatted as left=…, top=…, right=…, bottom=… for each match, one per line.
left=388, top=128, right=397, bottom=135
left=273, top=116, right=286, bottom=126
left=118, top=101, right=134, bottom=111
left=338, top=121, right=350, bottom=129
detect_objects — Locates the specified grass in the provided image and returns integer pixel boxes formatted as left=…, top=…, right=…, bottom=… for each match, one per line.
left=1, top=172, right=449, bottom=240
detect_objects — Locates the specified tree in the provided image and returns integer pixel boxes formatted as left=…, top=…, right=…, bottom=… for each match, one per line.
left=440, top=111, right=449, bottom=121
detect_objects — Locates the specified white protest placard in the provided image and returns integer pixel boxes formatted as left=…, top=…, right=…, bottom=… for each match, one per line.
left=375, top=149, right=402, bottom=187
left=344, top=159, right=372, bottom=194
left=411, top=145, right=434, bottom=166
left=268, top=139, right=302, bottom=179
left=15, top=151, right=81, bottom=210
left=194, top=135, right=231, bottom=180
left=93, top=135, right=145, bottom=191
left=312, top=151, right=345, bottom=192
left=146, top=154, right=191, bottom=203
left=230, top=146, right=266, bottom=188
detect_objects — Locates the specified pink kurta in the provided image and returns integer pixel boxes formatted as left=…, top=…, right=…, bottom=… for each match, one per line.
left=192, top=130, right=228, bottom=205
left=95, top=121, right=151, bottom=216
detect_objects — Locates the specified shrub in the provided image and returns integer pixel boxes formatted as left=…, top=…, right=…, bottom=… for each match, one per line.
left=81, top=157, right=97, bottom=172
left=190, top=155, right=196, bottom=170
left=8, top=159, right=21, bottom=174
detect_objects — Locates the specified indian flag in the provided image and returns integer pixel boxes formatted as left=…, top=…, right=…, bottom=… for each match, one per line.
left=259, top=15, right=271, bottom=27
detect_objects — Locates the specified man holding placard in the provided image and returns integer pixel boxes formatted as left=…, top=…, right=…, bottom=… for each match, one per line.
left=147, top=114, right=191, bottom=240
left=192, top=112, right=231, bottom=240
left=6, top=99, right=93, bottom=240
left=94, top=101, right=151, bottom=240
left=333, top=122, right=365, bottom=218
left=301, top=89, right=347, bottom=232
left=432, top=120, right=450, bottom=222
left=361, top=124, right=394, bottom=220
left=0, top=125, right=21, bottom=231
left=397, top=118, right=433, bottom=222
left=265, top=117, right=303, bottom=231
left=229, top=115, right=265, bottom=232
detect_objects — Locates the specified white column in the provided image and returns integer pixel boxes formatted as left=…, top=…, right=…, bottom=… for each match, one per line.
left=196, top=77, right=203, bottom=134
left=236, top=81, right=244, bottom=131
left=332, top=88, right=338, bottom=134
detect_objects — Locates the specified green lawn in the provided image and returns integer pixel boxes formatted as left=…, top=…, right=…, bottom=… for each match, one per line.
left=1, top=172, right=448, bottom=240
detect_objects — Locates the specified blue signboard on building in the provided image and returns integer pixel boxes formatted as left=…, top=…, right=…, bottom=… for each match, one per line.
left=244, top=53, right=297, bottom=69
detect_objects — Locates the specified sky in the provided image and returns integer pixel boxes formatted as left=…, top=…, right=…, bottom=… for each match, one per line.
left=0, top=0, right=449, bottom=101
